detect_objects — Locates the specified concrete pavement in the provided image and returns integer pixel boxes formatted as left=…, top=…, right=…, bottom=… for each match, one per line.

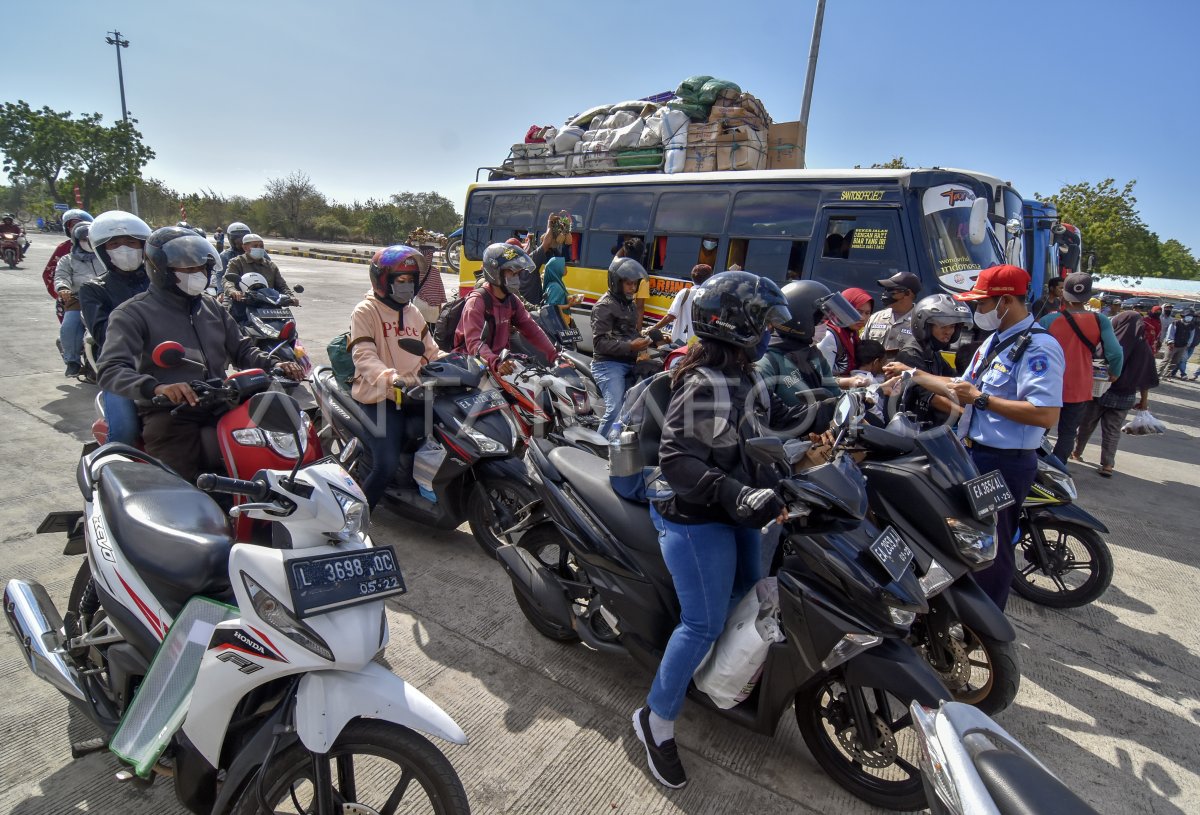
left=1, top=238, right=1198, bottom=813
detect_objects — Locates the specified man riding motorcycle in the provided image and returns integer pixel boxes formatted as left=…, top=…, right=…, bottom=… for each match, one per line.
left=218, top=220, right=254, bottom=273
left=52, top=223, right=105, bottom=377
left=41, top=209, right=93, bottom=315
left=0, top=213, right=29, bottom=253
left=591, top=257, right=652, bottom=438
left=223, top=232, right=298, bottom=304
left=453, top=242, right=558, bottom=375
left=97, top=226, right=303, bottom=483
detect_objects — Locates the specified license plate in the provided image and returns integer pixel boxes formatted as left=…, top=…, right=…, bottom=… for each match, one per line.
left=256, top=308, right=292, bottom=319
left=963, top=470, right=1015, bottom=520
left=869, top=526, right=914, bottom=583
left=558, top=329, right=581, bottom=344
left=454, top=389, right=508, bottom=414
left=286, top=548, right=406, bottom=618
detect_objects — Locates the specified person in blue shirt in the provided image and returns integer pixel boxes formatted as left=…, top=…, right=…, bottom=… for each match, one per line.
left=894, top=265, right=1064, bottom=610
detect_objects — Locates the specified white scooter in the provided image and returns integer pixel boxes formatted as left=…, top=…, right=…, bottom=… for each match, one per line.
left=911, top=700, right=1098, bottom=814
left=6, top=391, right=471, bottom=815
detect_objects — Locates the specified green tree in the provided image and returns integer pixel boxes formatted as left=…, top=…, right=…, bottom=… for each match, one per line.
left=312, top=213, right=350, bottom=242
left=363, top=207, right=402, bottom=244
left=390, top=191, right=461, bottom=235
left=1159, top=238, right=1200, bottom=281
left=0, top=102, right=78, bottom=200
left=63, top=117, right=156, bottom=212
left=855, top=156, right=912, bottom=170
left=263, top=171, right=326, bottom=237
left=1037, top=178, right=1163, bottom=278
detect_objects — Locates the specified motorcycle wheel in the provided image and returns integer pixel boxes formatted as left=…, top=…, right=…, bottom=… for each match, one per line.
left=1013, top=517, right=1114, bottom=608
left=512, top=524, right=579, bottom=642
left=467, top=478, right=537, bottom=559
left=795, top=676, right=928, bottom=812
left=913, top=619, right=1020, bottom=716
left=4, top=249, right=16, bottom=269
left=445, top=238, right=462, bottom=273
left=232, top=720, right=469, bottom=815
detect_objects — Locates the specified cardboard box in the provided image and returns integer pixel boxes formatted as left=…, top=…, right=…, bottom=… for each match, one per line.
left=766, top=121, right=803, bottom=170
left=716, top=126, right=766, bottom=171
left=683, top=145, right=717, bottom=173
left=686, top=121, right=721, bottom=145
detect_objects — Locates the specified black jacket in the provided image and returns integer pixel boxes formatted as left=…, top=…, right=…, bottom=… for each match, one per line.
left=895, top=336, right=956, bottom=423
left=97, top=285, right=273, bottom=405
left=591, top=292, right=640, bottom=364
left=78, top=267, right=151, bottom=352
left=653, top=367, right=815, bottom=526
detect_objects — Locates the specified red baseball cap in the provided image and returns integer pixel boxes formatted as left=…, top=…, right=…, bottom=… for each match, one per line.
left=954, top=264, right=1030, bottom=301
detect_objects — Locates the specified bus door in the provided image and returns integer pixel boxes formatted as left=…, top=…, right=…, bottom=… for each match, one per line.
left=809, top=207, right=912, bottom=294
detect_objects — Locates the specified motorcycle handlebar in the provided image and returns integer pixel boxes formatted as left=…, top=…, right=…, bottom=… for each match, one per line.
left=196, top=473, right=270, bottom=500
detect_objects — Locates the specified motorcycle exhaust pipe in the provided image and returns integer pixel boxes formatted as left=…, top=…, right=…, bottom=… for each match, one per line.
left=3, top=580, right=85, bottom=702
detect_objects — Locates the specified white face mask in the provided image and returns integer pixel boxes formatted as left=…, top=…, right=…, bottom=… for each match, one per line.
left=973, top=300, right=1005, bottom=331
left=79, top=239, right=93, bottom=254
left=107, top=245, right=143, bottom=272
left=176, top=271, right=208, bottom=296
left=702, top=240, right=717, bottom=251
left=248, top=247, right=266, bottom=260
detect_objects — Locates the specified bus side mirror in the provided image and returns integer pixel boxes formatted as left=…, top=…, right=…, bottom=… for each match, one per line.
left=968, top=198, right=989, bottom=246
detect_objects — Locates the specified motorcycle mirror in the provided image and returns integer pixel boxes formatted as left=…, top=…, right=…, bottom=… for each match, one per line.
left=782, top=439, right=813, bottom=465
left=248, top=391, right=305, bottom=436
left=293, top=284, right=305, bottom=294
left=968, top=197, right=989, bottom=246
left=278, top=320, right=296, bottom=342
left=151, top=341, right=188, bottom=369
left=833, top=393, right=854, bottom=427
left=397, top=337, right=426, bottom=356
left=338, top=437, right=361, bottom=466
left=745, top=437, right=787, bottom=466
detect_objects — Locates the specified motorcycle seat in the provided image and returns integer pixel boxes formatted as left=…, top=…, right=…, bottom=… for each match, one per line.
left=97, top=462, right=233, bottom=616
left=974, top=748, right=1098, bottom=815
left=547, top=446, right=661, bottom=555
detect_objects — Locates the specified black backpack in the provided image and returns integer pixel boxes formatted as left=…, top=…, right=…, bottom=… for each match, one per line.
left=433, top=289, right=494, bottom=352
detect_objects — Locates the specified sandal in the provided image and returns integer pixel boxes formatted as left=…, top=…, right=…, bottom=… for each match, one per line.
left=1069, top=453, right=1084, bottom=462
left=1098, top=467, right=1114, bottom=478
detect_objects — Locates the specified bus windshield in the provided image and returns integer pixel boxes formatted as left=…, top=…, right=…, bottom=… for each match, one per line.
left=921, top=183, right=1004, bottom=293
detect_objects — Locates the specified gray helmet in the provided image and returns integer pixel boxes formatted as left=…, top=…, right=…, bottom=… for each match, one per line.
left=911, top=294, right=972, bottom=344
left=481, top=243, right=535, bottom=293
left=608, top=256, right=648, bottom=300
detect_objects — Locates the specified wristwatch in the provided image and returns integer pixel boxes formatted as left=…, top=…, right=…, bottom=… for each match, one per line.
left=973, top=393, right=991, bottom=411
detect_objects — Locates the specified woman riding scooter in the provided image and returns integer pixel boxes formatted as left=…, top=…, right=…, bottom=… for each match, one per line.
left=633, top=270, right=802, bottom=789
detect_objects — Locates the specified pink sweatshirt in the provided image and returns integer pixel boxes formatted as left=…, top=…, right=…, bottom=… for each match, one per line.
left=348, top=294, right=441, bottom=404
left=453, top=287, right=556, bottom=368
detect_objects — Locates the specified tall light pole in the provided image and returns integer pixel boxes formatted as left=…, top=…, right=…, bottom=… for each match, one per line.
left=796, top=0, right=827, bottom=169
left=105, top=30, right=139, bottom=216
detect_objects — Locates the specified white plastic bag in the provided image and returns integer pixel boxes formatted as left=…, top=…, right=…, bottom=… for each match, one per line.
left=1122, top=408, right=1165, bottom=435
left=661, top=110, right=690, bottom=174
left=694, top=578, right=785, bottom=709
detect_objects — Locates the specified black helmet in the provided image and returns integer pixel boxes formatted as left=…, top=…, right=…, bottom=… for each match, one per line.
left=145, top=226, right=222, bottom=293
left=691, top=271, right=792, bottom=350
left=775, top=280, right=832, bottom=344
left=608, top=257, right=648, bottom=300
left=481, top=243, right=535, bottom=293
left=911, top=293, right=972, bottom=344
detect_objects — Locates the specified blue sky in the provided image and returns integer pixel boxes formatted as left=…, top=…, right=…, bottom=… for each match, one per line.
left=9, top=0, right=1198, bottom=254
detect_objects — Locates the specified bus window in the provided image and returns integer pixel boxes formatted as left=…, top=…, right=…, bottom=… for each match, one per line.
left=537, top=193, right=591, bottom=232
left=654, top=191, right=729, bottom=234
left=592, top=192, right=653, bottom=231
left=729, top=189, right=819, bottom=237
left=652, top=235, right=720, bottom=278
left=491, top=193, right=536, bottom=229
left=464, top=193, right=492, bottom=260
left=812, top=210, right=908, bottom=292
left=583, top=232, right=645, bottom=269
left=726, top=239, right=805, bottom=283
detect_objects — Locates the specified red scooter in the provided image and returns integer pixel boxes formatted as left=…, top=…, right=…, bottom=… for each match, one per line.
left=87, top=330, right=321, bottom=542
left=1, top=230, right=26, bottom=269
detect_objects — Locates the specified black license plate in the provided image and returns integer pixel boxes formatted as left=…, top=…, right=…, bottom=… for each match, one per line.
left=558, top=329, right=581, bottom=344
left=454, top=389, right=508, bottom=414
left=963, top=470, right=1015, bottom=520
left=869, top=526, right=914, bottom=583
left=256, top=308, right=292, bottom=319
left=286, top=548, right=406, bottom=618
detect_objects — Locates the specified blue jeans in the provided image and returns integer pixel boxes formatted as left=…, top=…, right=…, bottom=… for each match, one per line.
left=591, top=360, right=632, bottom=439
left=59, top=309, right=84, bottom=364
left=354, top=398, right=412, bottom=509
left=969, top=447, right=1038, bottom=611
left=103, top=392, right=140, bottom=446
left=646, top=507, right=764, bottom=720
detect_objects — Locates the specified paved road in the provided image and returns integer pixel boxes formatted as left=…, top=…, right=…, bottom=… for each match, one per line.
left=2, top=238, right=1198, bottom=813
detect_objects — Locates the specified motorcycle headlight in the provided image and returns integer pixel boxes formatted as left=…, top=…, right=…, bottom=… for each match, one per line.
left=462, top=425, right=505, bottom=455
left=241, top=572, right=334, bottom=661
left=919, top=558, right=955, bottom=598
left=1043, top=468, right=1077, bottom=500
left=249, top=312, right=278, bottom=337
left=331, top=487, right=368, bottom=540
left=946, top=517, right=996, bottom=564
left=821, top=632, right=882, bottom=671
left=263, top=414, right=312, bottom=459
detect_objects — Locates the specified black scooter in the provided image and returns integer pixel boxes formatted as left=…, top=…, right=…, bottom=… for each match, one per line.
left=311, top=339, right=534, bottom=558
left=496, top=393, right=949, bottom=811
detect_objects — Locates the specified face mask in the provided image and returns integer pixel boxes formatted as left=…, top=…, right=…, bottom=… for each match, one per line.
left=107, top=246, right=143, bottom=272
left=390, top=280, right=415, bottom=304
left=751, top=330, right=771, bottom=361
left=175, top=271, right=207, bottom=296
left=504, top=272, right=522, bottom=292
left=973, top=300, right=1004, bottom=331
left=79, top=240, right=93, bottom=254
left=248, top=247, right=266, bottom=260
left=702, top=240, right=717, bottom=251
left=1186, top=316, right=1195, bottom=324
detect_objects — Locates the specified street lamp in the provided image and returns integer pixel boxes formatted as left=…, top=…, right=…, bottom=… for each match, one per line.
left=796, top=0, right=827, bottom=170
left=105, top=30, right=139, bottom=216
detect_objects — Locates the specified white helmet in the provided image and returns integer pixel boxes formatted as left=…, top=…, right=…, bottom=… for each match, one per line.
left=90, top=210, right=152, bottom=250
left=240, top=272, right=270, bottom=291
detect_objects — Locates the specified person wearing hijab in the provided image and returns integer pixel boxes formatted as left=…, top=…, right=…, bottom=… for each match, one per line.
left=1071, top=310, right=1158, bottom=477
left=814, top=287, right=873, bottom=375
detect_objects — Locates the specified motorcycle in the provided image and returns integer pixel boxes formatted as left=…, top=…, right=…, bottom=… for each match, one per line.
left=911, top=700, right=1099, bottom=814
left=311, top=337, right=534, bottom=558
left=496, top=391, right=950, bottom=811
left=2, top=229, right=26, bottom=269
left=489, top=350, right=608, bottom=457
left=851, top=384, right=1021, bottom=716
left=9, top=392, right=470, bottom=815
left=232, top=279, right=312, bottom=374
left=88, top=339, right=322, bottom=543
left=1012, top=441, right=1114, bottom=607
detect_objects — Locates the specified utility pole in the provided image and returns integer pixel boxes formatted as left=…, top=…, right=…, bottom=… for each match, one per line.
left=796, top=0, right=827, bottom=170
left=105, top=30, right=139, bottom=216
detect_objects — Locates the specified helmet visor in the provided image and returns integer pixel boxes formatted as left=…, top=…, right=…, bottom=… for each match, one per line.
left=816, top=292, right=862, bottom=328
left=764, top=304, right=793, bottom=331
left=162, top=235, right=222, bottom=273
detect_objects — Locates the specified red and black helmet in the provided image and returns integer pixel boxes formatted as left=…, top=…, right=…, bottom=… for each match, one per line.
left=368, top=245, right=427, bottom=299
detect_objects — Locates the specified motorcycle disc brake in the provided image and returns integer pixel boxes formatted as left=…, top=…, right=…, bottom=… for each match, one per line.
left=835, top=714, right=898, bottom=769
